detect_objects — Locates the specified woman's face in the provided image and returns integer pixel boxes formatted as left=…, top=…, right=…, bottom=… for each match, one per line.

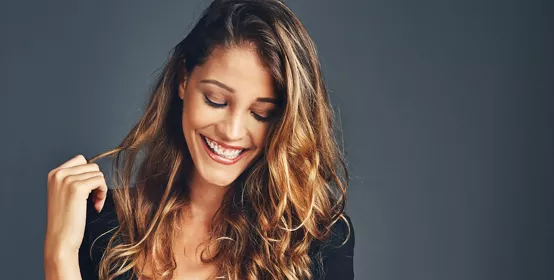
left=178, top=46, right=277, bottom=187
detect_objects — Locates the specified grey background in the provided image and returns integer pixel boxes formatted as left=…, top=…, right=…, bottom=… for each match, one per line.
left=1, top=0, right=552, bottom=279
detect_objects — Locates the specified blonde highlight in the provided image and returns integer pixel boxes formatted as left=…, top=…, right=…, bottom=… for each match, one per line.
left=87, top=1, right=351, bottom=279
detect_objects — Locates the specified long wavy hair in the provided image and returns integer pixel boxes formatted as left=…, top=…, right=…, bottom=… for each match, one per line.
left=88, top=0, right=350, bottom=279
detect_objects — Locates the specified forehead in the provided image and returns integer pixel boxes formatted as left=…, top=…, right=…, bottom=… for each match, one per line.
left=191, top=46, right=275, bottom=98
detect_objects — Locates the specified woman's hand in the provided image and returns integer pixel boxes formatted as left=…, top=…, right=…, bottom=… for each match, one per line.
left=44, top=154, right=108, bottom=260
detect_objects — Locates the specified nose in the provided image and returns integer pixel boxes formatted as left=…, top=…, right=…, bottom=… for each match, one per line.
left=217, top=112, right=247, bottom=142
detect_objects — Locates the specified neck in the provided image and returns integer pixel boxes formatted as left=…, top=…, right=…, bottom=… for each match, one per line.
left=186, top=169, right=229, bottom=226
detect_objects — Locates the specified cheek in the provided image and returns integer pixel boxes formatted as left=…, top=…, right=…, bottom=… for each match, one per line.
left=182, top=92, right=210, bottom=129
left=251, top=124, right=271, bottom=151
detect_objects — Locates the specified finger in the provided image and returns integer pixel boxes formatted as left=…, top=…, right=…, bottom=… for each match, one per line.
left=78, top=175, right=108, bottom=213
left=62, top=163, right=100, bottom=175
left=58, top=154, right=88, bottom=169
left=50, top=155, right=88, bottom=176
left=56, top=163, right=100, bottom=180
left=64, top=171, right=104, bottom=185
left=93, top=186, right=108, bottom=213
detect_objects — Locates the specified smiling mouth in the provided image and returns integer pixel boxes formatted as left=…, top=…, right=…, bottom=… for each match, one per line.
left=200, top=134, right=246, bottom=160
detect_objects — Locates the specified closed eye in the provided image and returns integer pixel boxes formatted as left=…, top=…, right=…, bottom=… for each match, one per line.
left=203, top=94, right=227, bottom=108
left=204, top=94, right=272, bottom=123
left=251, top=111, right=270, bottom=123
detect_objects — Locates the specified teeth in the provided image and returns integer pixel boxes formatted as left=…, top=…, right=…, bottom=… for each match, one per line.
left=203, top=136, right=243, bottom=159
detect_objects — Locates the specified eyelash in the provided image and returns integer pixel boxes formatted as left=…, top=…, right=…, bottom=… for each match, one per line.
left=203, top=94, right=270, bottom=123
left=203, top=94, right=226, bottom=108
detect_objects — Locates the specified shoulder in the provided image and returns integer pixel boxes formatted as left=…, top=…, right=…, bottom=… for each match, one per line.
left=311, top=213, right=355, bottom=279
left=84, top=188, right=119, bottom=235
left=326, top=214, right=355, bottom=250
left=79, top=189, right=136, bottom=279
left=322, top=213, right=355, bottom=260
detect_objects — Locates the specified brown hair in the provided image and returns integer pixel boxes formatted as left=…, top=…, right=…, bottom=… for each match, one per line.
left=88, top=0, right=350, bottom=279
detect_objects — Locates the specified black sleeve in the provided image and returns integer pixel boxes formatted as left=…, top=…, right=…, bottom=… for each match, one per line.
left=78, top=190, right=119, bottom=280
left=78, top=192, right=102, bottom=280
left=321, top=214, right=356, bottom=280
left=78, top=234, right=97, bottom=280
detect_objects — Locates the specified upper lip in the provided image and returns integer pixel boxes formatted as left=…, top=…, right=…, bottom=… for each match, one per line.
left=201, top=134, right=248, bottom=150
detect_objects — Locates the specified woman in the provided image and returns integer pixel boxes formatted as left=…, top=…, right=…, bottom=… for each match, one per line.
left=44, top=0, right=354, bottom=279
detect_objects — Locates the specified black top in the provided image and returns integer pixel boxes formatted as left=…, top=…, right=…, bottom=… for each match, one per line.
left=78, top=189, right=355, bottom=280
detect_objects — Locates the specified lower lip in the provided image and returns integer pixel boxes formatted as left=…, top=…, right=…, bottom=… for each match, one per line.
left=200, top=134, right=248, bottom=165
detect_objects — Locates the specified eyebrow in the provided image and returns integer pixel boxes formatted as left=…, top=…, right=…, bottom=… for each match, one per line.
left=199, top=79, right=278, bottom=104
left=200, top=79, right=235, bottom=93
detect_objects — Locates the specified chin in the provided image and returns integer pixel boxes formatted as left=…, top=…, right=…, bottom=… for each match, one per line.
left=198, top=167, right=241, bottom=187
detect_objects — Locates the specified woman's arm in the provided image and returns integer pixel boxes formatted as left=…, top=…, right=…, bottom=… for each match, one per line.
left=44, top=155, right=108, bottom=280
left=44, top=252, right=82, bottom=280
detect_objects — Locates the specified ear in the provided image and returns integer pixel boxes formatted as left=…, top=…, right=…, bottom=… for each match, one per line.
left=178, top=78, right=186, bottom=100
left=178, top=69, right=187, bottom=101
